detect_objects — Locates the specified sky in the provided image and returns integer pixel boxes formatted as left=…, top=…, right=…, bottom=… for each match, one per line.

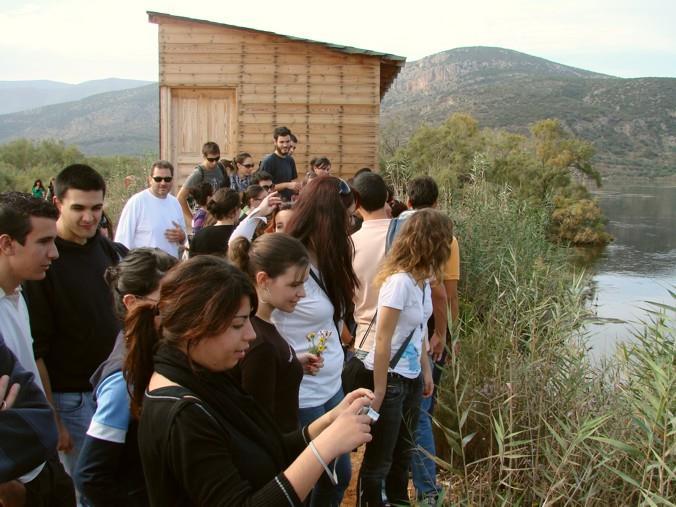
left=1, top=0, right=675, bottom=83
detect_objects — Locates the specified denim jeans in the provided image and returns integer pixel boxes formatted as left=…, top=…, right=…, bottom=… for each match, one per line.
left=53, top=391, right=96, bottom=507
left=411, top=355, right=442, bottom=498
left=298, top=388, right=351, bottom=507
left=359, top=373, right=423, bottom=506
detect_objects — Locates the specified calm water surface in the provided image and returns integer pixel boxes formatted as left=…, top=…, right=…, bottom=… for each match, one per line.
left=584, top=182, right=676, bottom=359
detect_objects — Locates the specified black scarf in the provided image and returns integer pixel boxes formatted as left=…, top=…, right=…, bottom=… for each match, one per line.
left=153, top=344, right=288, bottom=470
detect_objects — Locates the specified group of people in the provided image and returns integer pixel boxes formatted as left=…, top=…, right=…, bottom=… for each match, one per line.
left=0, top=126, right=460, bottom=507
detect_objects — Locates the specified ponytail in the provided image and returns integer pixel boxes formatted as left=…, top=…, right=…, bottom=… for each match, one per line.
left=228, top=236, right=253, bottom=277
left=123, top=304, right=161, bottom=419
left=229, top=233, right=309, bottom=284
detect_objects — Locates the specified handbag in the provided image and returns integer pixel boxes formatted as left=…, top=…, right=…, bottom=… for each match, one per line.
left=341, top=282, right=427, bottom=393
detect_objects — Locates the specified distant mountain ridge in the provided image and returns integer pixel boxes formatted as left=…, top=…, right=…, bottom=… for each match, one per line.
left=0, top=78, right=153, bottom=115
left=0, top=48, right=673, bottom=174
left=381, top=47, right=675, bottom=175
left=0, top=84, right=159, bottom=156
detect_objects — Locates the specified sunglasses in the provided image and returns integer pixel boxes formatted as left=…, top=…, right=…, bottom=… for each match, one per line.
left=337, top=179, right=351, bottom=195
left=261, top=184, right=275, bottom=191
left=242, top=163, right=255, bottom=169
left=206, top=157, right=220, bottom=163
left=152, top=176, right=173, bottom=183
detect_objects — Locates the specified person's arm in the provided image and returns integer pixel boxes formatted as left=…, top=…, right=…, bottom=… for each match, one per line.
left=74, top=373, right=130, bottom=505
left=23, top=279, right=73, bottom=453
left=165, top=397, right=372, bottom=506
left=176, top=186, right=194, bottom=233
left=237, top=344, right=277, bottom=415
left=228, top=192, right=282, bottom=245
left=421, top=337, right=434, bottom=398
left=444, top=237, right=461, bottom=354
left=112, top=199, right=135, bottom=250
left=370, top=306, right=400, bottom=413
left=0, top=343, right=57, bottom=482
left=429, top=282, right=448, bottom=361
left=36, top=358, right=72, bottom=453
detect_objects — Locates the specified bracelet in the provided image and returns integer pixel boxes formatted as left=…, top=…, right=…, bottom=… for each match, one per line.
left=308, top=441, right=338, bottom=485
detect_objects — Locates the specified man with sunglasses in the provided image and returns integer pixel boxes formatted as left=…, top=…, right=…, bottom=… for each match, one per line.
left=176, top=141, right=230, bottom=232
left=115, top=160, right=186, bottom=258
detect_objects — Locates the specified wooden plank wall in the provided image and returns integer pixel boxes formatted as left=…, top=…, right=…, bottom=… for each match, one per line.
left=157, top=21, right=381, bottom=179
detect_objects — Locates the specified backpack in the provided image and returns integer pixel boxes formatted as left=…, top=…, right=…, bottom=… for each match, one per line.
left=196, top=161, right=231, bottom=189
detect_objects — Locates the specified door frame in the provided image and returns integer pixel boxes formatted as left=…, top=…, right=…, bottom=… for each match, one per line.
left=159, top=85, right=239, bottom=183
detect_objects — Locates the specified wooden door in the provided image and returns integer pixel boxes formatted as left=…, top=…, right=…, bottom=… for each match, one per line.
left=169, top=88, right=237, bottom=184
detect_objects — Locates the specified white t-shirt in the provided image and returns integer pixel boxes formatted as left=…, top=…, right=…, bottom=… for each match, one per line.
left=115, top=189, right=185, bottom=258
left=0, top=288, right=43, bottom=392
left=0, top=287, right=45, bottom=482
left=272, top=266, right=343, bottom=408
left=363, top=273, right=432, bottom=379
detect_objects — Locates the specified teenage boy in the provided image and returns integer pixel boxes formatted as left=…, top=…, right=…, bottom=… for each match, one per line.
left=115, top=160, right=185, bottom=258
left=0, top=192, right=75, bottom=504
left=259, top=126, right=300, bottom=201
left=351, top=172, right=391, bottom=355
left=251, top=171, right=275, bottom=194
left=23, top=165, right=126, bottom=502
left=177, top=141, right=230, bottom=230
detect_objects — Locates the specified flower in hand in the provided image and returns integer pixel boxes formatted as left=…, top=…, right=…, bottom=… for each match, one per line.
left=306, top=329, right=331, bottom=356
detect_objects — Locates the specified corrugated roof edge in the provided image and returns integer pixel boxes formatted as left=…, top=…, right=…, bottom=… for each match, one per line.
left=148, top=11, right=406, bottom=62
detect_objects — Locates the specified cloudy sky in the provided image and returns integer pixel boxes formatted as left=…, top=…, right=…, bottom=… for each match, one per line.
left=1, top=0, right=674, bottom=83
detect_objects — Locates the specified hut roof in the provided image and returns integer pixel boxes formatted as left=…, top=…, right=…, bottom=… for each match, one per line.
left=148, top=11, right=405, bottom=98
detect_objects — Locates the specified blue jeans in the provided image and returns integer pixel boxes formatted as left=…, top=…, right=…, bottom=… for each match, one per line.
left=298, top=388, right=351, bottom=507
left=359, top=373, right=422, bottom=506
left=53, top=391, right=96, bottom=507
left=412, top=355, right=442, bottom=498
left=411, top=391, right=439, bottom=497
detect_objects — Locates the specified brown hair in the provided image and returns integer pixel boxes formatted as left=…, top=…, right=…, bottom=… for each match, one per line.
left=206, top=188, right=241, bottom=222
left=123, top=256, right=257, bottom=417
left=229, top=233, right=309, bottom=283
left=375, top=209, right=454, bottom=286
left=285, top=176, right=359, bottom=323
left=264, top=202, right=294, bottom=233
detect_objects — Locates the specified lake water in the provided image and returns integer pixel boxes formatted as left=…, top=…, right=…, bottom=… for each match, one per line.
left=583, top=182, right=676, bottom=359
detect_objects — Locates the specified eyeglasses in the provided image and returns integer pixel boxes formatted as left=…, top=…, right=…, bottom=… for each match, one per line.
left=242, top=163, right=255, bottom=169
left=206, top=157, right=220, bottom=163
left=152, top=176, right=173, bottom=183
left=261, top=184, right=274, bottom=191
left=337, top=179, right=351, bottom=195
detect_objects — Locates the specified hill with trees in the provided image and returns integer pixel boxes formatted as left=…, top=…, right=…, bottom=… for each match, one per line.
left=381, top=47, right=675, bottom=177
left=0, top=84, right=158, bottom=156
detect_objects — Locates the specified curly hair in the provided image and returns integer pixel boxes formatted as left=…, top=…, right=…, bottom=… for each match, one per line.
left=375, top=209, right=454, bottom=286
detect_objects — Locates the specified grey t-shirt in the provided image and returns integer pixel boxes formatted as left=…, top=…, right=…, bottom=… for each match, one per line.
left=183, top=163, right=229, bottom=193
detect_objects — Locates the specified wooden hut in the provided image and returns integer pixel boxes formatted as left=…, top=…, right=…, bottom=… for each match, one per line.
left=148, top=11, right=405, bottom=181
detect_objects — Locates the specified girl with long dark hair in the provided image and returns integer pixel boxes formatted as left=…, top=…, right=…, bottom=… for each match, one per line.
left=124, top=256, right=374, bottom=506
left=271, top=176, right=360, bottom=506
left=75, top=248, right=177, bottom=506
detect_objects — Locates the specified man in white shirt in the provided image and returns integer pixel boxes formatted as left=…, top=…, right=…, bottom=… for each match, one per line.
left=115, top=160, right=186, bottom=257
left=0, top=191, right=75, bottom=503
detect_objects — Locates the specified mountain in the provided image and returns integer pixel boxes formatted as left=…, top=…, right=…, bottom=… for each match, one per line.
left=0, top=48, right=673, bottom=173
left=381, top=47, right=676, bottom=176
left=0, top=84, right=159, bottom=155
left=0, top=78, right=153, bottom=115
